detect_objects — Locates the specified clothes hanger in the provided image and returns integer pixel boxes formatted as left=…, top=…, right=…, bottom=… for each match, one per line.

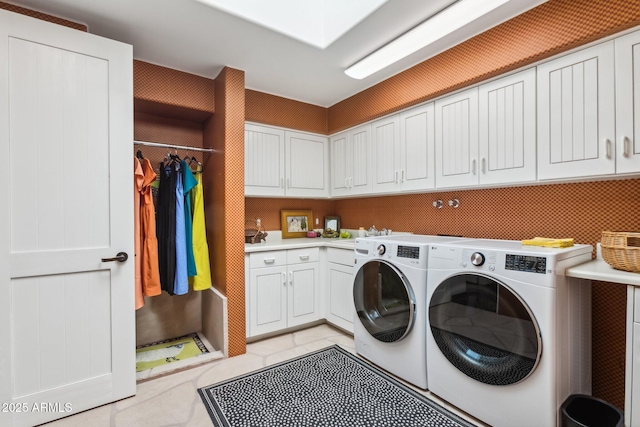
left=136, top=149, right=144, bottom=160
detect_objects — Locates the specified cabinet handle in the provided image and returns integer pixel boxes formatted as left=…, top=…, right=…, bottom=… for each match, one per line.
left=287, top=178, right=290, bottom=189
left=394, top=170, right=399, bottom=183
left=288, top=271, right=293, bottom=284
left=401, top=169, right=405, bottom=182
left=282, top=272, right=286, bottom=285
left=349, top=177, right=353, bottom=188
left=481, top=158, right=486, bottom=174
left=472, top=159, right=477, bottom=175
left=299, top=254, right=309, bottom=260
left=606, top=139, right=612, bottom=159
left=623, top=136, right=631, bottom=158
left=263, top=258, right=275, bottom=264
left=344, top=177, right=348, bottom=188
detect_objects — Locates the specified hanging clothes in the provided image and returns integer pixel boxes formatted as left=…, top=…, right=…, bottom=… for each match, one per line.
left=140, top=158, right=161, bottom=297
left=157, top=159, right=177, bottom=295
left=189, top=170, right=212, bottom=291
left=181, top=159, right=198, bottom=277
left=133, top=158, right=145, bottom=310
left=173, top=167, right=188, bottom=295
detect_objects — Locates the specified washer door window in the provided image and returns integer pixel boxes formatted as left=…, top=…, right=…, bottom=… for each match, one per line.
left=353, top=260, right=415, bottom=343
left=429, top=273, right=542, bottom=386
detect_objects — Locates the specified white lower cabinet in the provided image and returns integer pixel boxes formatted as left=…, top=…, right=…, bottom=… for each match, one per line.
left=325, top=248, right=354, bottom=333
left=247, top=248, right=320, bottom=338
left=628, top=287, right=640, bottom=427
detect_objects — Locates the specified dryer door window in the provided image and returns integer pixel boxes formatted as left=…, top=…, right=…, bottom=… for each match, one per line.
left=353, top=260, right=415, bottom=343
left=429, top=273, right=542, bottom=386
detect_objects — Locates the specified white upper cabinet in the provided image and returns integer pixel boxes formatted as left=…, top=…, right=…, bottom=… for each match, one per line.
left=330, top=124, right=371, bottom=197
left=372, top=103, right=436, bottom=193
left=371, top=115, right=401, bottom=193
left=285, top=130, right=329, bottom=197
left=615, top=30, right=640, bottom=174
left=400, top=103, right=436, bottom=191
left=537, top=41, right=616, bottom=180
left=435, top=87, right=479, bottom=188
left=245, top=123, right=329, bottom=198
left=245, top=123, right=285, bottom=196
left=479, top=68, right=537, bottom=185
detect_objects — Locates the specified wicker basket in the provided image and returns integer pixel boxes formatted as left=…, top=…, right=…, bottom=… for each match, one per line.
left=601, top=231, right=640, bottom=272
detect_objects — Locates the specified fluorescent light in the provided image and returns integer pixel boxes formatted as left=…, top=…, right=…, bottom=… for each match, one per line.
left=344, top=0, right=511, bottom=79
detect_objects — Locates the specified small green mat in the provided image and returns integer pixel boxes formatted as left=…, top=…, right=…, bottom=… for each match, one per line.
left=136, top=333, right=209, bottom=372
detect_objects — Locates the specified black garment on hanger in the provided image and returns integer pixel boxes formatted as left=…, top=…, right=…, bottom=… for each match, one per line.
left=156, top=160, right=177, bottom=294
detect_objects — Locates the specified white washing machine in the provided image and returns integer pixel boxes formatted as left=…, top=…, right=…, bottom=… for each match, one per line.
left=352, top=234, right=467, bottom=390
left=426, top=239, right=593, bottom=427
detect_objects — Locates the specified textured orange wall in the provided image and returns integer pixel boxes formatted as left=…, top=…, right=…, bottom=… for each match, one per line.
left=0, top=1, right=87, bottom=31
left=245, top=198, right=336, bottom=232
left=245, top=89, right=329, bottom=135
left=209, top=67, right=246, bottom=357
left=328, top=0, right=640, bottom=133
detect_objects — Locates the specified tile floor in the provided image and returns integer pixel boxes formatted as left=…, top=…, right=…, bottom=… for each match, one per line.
left=44, top=324, right=484, bottom=427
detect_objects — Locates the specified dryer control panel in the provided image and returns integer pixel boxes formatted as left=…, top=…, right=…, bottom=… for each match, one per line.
left=505, top=254, right=547, bottom=274
left=397, top=245, right=420, bottom=259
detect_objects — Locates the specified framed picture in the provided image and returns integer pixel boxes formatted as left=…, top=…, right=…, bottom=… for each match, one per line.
left=280, top=210, right=313, bottom=238
left=324, top=216, right=340, bottom=234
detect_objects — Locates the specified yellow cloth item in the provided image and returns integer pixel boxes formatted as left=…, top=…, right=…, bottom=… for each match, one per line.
left=521, top=237, right=574, bottom=248
left=189, top=173, right=212, bottom=291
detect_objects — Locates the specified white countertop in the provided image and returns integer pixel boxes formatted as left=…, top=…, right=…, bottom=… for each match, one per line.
left=566, top=243, right=640, bottom=286
left=244, top=230, right=358, bottom=253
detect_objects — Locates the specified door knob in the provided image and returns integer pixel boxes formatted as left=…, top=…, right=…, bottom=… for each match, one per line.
left=101, top=252, right=129, bottom=263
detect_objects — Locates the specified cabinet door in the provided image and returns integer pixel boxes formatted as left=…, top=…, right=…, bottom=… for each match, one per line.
left=349, top=124, right=372, bottom=195
left=327, top=262, right=354, bottom=333
left=435, top=87, right=479, bottom=188
left=615, top=30, right=640, bottom=174
left=245, top=123, right=285, bottom=196
left=372, top=115, right=401, bottom=193
left=287, top=262, right=319, bottom=327
left=330, top=131, right=350, bottom=196
left=249, top=265, right=287, bottom=336
left=400, top=103, right=436, bottom=191
left=479, top=68, right=536, bottom=185
left=537, top=41, right=615, bottom=180
left=285, top=131, right=329, bottom=197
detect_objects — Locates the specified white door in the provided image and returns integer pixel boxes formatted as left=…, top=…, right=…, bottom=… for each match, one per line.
left=435, top=87, right=479, bottom=188
left=371, top=115, right=401, bottom=193
left=244, top=123, right=285, bottom=196
left=615, top=30, right=640, bottom=174
left=249, top=266, right=288, bottom=336
left=400, top=103, right=436, bottom=191
left=330, top=131, right=350, bottom=196
left=349, top=124, right=372, bottom=196
left=537, top=41, right=615, bottom=180
left=285, top=131, right=329, bottom=197
left=287, top=263, right=319, bottom=327
left=0, top=10, right=134, bottom=427
left=479, top=68, right=536, bottom=185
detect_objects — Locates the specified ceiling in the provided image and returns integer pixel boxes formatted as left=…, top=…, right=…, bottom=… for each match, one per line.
left=7, top=0, right=547, bottom=107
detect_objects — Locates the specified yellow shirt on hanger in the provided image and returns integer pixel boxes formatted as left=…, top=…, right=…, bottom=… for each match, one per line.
left=189, top=172, right=212, bottom=291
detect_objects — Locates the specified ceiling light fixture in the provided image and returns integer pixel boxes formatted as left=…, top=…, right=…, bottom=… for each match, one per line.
left=344, top=0, right=512, bottom=79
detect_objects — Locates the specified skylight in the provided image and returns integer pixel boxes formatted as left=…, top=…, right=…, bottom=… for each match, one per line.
left=192, top=0, right=389, bottom=49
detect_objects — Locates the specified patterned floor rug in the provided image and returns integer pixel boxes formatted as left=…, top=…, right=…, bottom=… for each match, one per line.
left=136, top=333, right=209, bottom=372
left=198, top=345, right=477, bottom=427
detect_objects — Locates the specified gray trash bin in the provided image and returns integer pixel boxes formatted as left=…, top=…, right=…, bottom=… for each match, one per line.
left=560, top=394, right=624, bottom=427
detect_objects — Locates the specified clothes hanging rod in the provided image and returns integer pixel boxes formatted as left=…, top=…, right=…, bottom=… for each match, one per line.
left=134, top=140, right=215, bottom=153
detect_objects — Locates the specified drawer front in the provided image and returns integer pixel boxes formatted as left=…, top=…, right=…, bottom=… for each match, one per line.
left=287, top=247, right=319, bottom=264
left=635, top=287, right=640, bottom=322
left=327, top=247, right=354, bottom=266
left=249, top=250, right=287, bottom=269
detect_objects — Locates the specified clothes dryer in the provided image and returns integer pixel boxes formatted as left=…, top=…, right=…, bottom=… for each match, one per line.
left=352, top=235, right=467, bottom=389
left=426, top=239, right=592, bottom=427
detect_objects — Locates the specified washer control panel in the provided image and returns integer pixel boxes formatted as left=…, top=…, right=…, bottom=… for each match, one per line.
left=397, top=245, right=420, bottom=259
left=505, top=254, right=547, bottom=274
